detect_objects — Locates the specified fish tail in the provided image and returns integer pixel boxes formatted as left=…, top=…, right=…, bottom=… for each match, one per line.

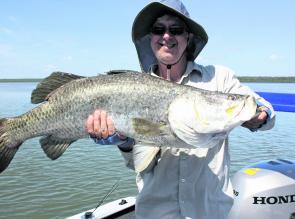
left=0, top=118, right=22, bottom=173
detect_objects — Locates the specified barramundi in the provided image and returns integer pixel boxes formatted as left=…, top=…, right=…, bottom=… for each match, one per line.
left=0, top=71, right=257, bottom=173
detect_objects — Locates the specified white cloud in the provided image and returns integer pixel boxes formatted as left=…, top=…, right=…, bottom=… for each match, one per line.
left=269, top=54, right=283, bottom=61
left=0, top=27, right=13, bottom=35
left=63, top=55, right=73, bottom=61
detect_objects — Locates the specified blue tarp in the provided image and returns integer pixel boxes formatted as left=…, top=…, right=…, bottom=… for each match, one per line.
left=257, top=92, right=295, bottom=113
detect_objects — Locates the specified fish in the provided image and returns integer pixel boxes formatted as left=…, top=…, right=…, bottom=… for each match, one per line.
left=0, top=71, right=257, bottom=173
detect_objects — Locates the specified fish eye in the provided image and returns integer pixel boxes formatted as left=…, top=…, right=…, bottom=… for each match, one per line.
left=228, top=95, right=237, bottom=101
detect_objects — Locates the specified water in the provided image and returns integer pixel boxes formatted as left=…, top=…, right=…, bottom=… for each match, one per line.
left=0, top=82, right=294, bottom=219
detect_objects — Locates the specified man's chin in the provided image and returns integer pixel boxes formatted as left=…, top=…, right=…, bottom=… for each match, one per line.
left=157, top=55, right=178, bottom=65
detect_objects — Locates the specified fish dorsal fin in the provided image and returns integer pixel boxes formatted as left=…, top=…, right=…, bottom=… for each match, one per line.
left=31, top=72, right=85, bottom=104
left=40, top=135, right=76, bottom=160
left=106, top=69, right=140, bottom=75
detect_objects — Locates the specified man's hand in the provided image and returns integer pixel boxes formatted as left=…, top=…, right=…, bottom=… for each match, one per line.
left=86, top=110, right=131, bottom=148
left=86, top=110, right=116, bottom=139
left=242, top=110, right=268, bottom=130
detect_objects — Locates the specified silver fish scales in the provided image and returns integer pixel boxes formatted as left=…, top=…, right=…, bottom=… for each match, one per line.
left=0, top=71, right=257, bottom=173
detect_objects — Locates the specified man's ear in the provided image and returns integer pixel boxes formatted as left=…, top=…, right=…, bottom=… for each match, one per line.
left=187, top=33, right=194, bottom=43
left=186, top=33, right=195, bottom=60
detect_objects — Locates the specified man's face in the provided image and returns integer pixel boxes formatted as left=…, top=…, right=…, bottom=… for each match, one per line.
left=150, top=15, right=189, bottom=65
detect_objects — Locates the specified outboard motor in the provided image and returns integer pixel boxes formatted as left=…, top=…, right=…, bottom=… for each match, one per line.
left=228, top=159, right=295, bottom=219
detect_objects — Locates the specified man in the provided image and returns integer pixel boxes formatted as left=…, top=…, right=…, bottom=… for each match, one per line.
left=86, top=0, right=275, bottom=218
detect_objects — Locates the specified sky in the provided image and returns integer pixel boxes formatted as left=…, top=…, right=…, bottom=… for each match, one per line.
left=0, top=0, right=294, bottom=79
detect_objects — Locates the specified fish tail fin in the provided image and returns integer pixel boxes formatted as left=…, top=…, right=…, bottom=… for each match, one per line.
left=0, top=118, right=22, bottom=173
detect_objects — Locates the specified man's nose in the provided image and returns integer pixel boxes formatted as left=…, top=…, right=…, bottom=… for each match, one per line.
left=162, top=31, right=173, bottom=39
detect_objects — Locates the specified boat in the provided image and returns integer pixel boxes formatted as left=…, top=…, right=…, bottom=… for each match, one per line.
left=68, top=92, right=295, bottom=219
left=67, top=197, right=136, bottom=219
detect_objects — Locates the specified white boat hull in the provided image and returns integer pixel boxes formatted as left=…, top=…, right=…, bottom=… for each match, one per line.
left=67, top=196, right=135, bottom=219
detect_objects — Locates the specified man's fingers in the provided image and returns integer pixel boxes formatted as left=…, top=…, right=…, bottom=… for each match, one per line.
left=107, top=115, right=115, bottom=136
left=100, top=110, right=109, bottom=139
left=86, top=115, right=94, bottom=134
left=93, top=110, right=102, bottom=138
left=242, top=111, right=268, bottom=129
left=257, top=111, right=268, bottom=121
left=86, top=110, right=117, bottom=140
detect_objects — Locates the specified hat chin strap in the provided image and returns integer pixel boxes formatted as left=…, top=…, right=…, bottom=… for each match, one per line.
left=159, top=35, right=190, bottom=81
left=159, top=50, right=186, bottom=81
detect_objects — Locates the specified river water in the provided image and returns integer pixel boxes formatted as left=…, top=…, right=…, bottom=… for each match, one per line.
left=0, top=82, right=294, bottom=219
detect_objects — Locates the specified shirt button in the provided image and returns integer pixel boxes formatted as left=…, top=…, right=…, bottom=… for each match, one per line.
left=181, top=178, right=186, bottom=183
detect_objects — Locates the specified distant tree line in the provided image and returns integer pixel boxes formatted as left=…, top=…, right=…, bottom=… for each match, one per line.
left=238, top=76, right=295, bottom=83
left=0, top=78, right=42, bottom=83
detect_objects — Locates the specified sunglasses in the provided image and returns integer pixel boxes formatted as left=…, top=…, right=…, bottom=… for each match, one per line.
left=150, top=25, right=187, bottom=36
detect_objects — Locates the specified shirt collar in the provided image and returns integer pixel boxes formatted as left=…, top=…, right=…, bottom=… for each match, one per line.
left=149, top=61, right=203, bottom=83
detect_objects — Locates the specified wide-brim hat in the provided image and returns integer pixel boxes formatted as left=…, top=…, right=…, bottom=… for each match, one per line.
left=132, top=0, right=208, bottom=72
left=132, top=1, right=208, bottom=43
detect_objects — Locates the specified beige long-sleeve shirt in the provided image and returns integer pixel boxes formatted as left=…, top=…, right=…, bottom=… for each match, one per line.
left=120, top=62, right=275, bottom=219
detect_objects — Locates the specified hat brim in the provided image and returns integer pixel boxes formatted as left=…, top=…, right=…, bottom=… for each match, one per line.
left=132, top=2, right=208, bottom=44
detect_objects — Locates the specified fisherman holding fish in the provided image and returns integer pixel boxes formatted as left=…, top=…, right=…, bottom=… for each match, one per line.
left=85, top=0, right=276, bottom=218
left=86, top=1, right=276, bottom=218
left=0, top=0, right=275, bottom=218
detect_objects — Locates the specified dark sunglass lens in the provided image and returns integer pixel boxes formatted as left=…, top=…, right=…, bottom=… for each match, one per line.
left=169, top=27, right=185, bottom=35
left=151, top=26, right=165, bottom=35
left=151, top=26, right=185, bottom=35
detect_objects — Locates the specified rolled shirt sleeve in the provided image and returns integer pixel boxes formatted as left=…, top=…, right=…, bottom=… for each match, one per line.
left=220, top=65, right=275, bottom=131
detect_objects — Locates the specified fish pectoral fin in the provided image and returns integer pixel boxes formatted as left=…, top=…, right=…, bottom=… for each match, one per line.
left=133, top=145, right=160, bottom=173
left=132, top=118, right=168, bottom=136
left=31, top=72, right=85, bottom=104
left=40, top=135, right=76, bottom=160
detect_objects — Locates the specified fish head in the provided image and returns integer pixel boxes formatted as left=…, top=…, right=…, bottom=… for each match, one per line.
left=168, top=91, right=257, bottom=136
left=168, top=91, right=257, bottom=148
left=191, top=92, right=257, bottom=133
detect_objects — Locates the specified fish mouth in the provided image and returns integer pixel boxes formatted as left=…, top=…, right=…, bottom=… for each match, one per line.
left=244, top=95, right=258, bottom=119
left=227, top=95, right=257, bottom=121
